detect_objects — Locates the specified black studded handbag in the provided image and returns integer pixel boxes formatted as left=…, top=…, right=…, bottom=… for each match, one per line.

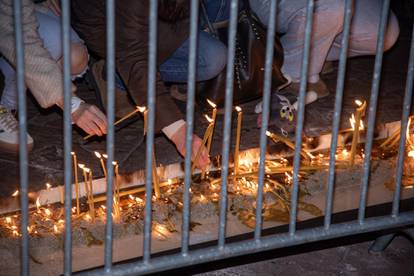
left=196, top=0, right=287, bottom=108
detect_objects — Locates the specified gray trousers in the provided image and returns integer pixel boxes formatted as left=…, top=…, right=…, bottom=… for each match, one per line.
left=249, top=0, right=400, bottom=83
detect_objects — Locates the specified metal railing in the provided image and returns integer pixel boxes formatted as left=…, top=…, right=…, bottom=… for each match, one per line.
left=11, top=0, right=414, bottom=275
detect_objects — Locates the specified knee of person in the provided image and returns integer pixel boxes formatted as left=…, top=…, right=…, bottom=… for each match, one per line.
left=315, top=0, right=345, bottom=32
left=70, top=43, right=89, bottom=75
left=203, top=42, right=227, bottom=80
left=383, top=13, right=400, bottom=52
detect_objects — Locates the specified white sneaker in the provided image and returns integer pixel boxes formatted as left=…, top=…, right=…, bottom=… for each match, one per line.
left=0, top=105, right=33, bottom=153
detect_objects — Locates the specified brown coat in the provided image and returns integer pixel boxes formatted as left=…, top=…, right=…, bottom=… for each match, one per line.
left=71, top=0, right=190, bottom=131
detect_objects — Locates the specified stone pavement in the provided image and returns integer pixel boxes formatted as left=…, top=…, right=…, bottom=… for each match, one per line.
left=194, top=235, right=414, bottom=276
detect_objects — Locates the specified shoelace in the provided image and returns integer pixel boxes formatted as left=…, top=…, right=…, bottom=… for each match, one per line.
left=0, top=107, right=19, bottom=133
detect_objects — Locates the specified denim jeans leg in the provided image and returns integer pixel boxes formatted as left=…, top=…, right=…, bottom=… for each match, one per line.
left=159, top=32, right=227, bottom=82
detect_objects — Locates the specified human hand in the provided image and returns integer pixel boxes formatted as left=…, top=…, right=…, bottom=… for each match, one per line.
left=170, top=124, right=210, bottom=170
left=46, top=0, right=61, bottom=16
left=72, top=103, right=107, bottom=136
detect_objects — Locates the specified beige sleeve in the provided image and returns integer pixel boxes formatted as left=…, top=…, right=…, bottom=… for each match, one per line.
left=162, top=119, right=186, bottom=140
left=0, top=0, right=75, bottom=109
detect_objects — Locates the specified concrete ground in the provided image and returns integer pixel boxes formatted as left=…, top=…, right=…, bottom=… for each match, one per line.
left=0, top=1, right=413, bottom=275
left=192, top=235, right=414, bottom=276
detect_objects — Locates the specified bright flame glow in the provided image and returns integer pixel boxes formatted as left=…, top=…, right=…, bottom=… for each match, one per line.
left=94, top=151, right=102, bottom=159
left=235, top=106, right=242, bottom=112
left=137, top=106, right=146, bottom=113
left=53, top=225, right=59, bottom=234
left=265, top=130, right=272, bottom=137
left=112, top=161, right=118, bottom=166
left=199, top=194, right=207, bottom=202
left=350, top=114, right=364, bottom=131
left=44, top=208, right=52, bottom=216
left=207, top=99, right=217, bottom=108
left=5, top=217, right=11, bottom=224
left=11, top=190, right=19, bottom=197
left=71, top=151, right=75, bottom=156
left=205, top=114, right=213, bottom=123
left=36, top=197, right=41, bottom=209
left=102, top=154, right=108, bottom=159
left=408, top=150, right=414, bottom=159
left=355, top=100, right=363, bottom=107
left=46, top=183, right=51, bottom=190
left=78, top=163, right=85, bottom=169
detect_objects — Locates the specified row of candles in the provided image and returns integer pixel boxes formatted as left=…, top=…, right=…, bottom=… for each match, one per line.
left=2, top=98, right=389, bottom=237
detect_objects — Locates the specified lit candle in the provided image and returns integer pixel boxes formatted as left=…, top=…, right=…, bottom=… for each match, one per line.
left=350, top=100, right=367, bottom=166
left=234, top=106, right=243, bottom=175
left=94, top=151, right=107, bottom=178
left=137, top=106, right=148, bottom=136
left=112, top=161, right=120, bottom=203
left=152, top=152, right=161, bottom=198
left=138, top=106, right=161, bottom=198
left=83, top=106, right=142, bottom=140
left=192, top=115, right=215, bottom=173
left=86, top=168, right=95, bottom=221
left=206, top=99, right=217, bottom=156
left=71, top=152, right=80, bottom=215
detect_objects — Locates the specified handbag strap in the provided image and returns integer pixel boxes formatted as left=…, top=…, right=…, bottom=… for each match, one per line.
left=200, top=0, right=219, bottom=38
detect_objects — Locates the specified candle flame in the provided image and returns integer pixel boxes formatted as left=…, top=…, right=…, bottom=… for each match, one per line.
left=45, top=183, right=51, bottom=190
left=137, top=106, right=146, bottom=113
left=167, top=179, right=172, bottom=185
left=408, top=150, right=414, bottom=159
left=101, top=205, right=106, bottom=210
left=94, top=151, right=102, bottom=159
left=350, top=114, right=364, bottom=131
left=11, top=190, right=19, bottom=197
left=71, top=151, right=75, bottom=156
left=84, top=167, right=91, bottom=173
left=206, top=99, right=217, bottom=108
left=112, top=161, right=118, bottom=166
left=78, top=163, right=85, bottom=169
left=135, top=197, right=144, bottom=203
left=53, top=225, right=59, bottom=234
left=5, top=217, right=11, bottom=224
left=44, top=208, right=52, bottom=216
left=102, top=154, right=108, bottom=159
left=205, top=114, right=213, bottom=123
left=265, top=130, right=272, bottom=137
left=235, top=106, right=242, bottom=112
left=199, top=194, right=207, bottom=202
left=36, top=197, right=41, bottom=209
left=355, top=99, right=363, bottom=107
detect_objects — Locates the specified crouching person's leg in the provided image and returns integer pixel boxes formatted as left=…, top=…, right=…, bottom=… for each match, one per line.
left=159, top=31, right=227, bottom=83
left=326, top=0, right=400, bottom=61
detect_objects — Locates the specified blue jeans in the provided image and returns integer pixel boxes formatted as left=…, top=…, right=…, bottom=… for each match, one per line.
left=115, top=0, right=231, bottom=90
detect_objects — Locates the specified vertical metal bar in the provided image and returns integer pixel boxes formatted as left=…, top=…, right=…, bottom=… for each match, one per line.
left=104, top=0, right=115, bottom=272
left=289, top=0, right=314, bottom=236
left=181, top=0, right=199, bottom=255
left=13, top=0, right=29, bottom=275
left=255, top=0, right=278, bottom=241
left=143, top=0, right=158, bottom=263
left=358, top=0, right=390, bottom=224
left=324, top=0, right=353, bottom=230
left=61, top=0, right=72, bottom=274
left=218, top=0, right=239, bottom=249
left=392, top=23, right=414, bottom=217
